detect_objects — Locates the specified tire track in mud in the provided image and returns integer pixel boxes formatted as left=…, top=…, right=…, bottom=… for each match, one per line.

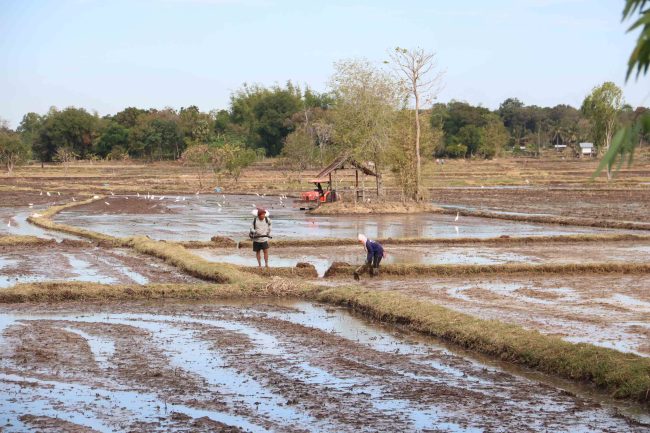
left=0, top=303, right=648, bottom=433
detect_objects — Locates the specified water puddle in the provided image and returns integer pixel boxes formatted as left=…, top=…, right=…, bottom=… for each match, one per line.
left=54, top=194, right=637, bottom=241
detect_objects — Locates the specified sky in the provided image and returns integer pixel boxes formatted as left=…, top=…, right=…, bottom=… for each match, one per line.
left=1, top=0, right=648, bottom=128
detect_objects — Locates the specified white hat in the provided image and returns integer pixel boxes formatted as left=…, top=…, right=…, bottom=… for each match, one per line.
left=251, top=208, right=270, bottom=217
left=358, top=234, right=367, bottom=243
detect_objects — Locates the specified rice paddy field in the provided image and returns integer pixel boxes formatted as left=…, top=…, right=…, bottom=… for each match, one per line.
left=1, top=157, right=650, bottom=432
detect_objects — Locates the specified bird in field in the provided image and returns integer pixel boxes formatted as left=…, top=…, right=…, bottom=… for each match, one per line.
left=104, top=202, right=110, bottom=206
left=159, top=196, right=165, bottom=200
left=28, top=203, right=33, bottom=208
left=195, top=191, right=200, bottom=195
left=110, top=191, right=115, bottom=196
left=137, top=192, right=140, bottom=197
left=455, top=226, right=459, bottom=235
left=7, top=220, right=11, bottom=227
left=57, top=192, right=61, bottom=196
left=217, top=203, right=222, bottom=207
left=256, top=193, right=260, bottom=196
left=46, top=191, right=51, bottom=196
left=454, top=212, right=459, bottom=222
left=39, top=191, right=43, bottom=196
left=72, top=197, right=76, bottom=202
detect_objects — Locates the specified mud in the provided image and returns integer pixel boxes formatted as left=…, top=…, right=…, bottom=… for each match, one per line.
left=72, top=195, right=179, bottom=215
left=360, top=273, right=650, bottom=357
left=193, top=241, right=650, bottom=277
left=431, top=188, right=650, bottom=224
left=0, top=245, right=202, bottom=288
left=54, top=194, right=638, bottom=242
left=0, top=300, right=647, bottom=432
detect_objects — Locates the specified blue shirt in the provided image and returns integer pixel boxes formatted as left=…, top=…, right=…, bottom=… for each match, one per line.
left=365, top=239, right=384, bottom=262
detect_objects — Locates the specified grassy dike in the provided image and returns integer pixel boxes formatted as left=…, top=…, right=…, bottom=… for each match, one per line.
left=324, top=262, right=650, bottom=278
left=228, top=232, right=650, bottom=250
left=0, top=235, right=56, bottom=247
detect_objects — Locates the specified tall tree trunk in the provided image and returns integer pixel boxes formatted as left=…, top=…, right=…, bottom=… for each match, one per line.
left=414, top=89, right=421, bottom=201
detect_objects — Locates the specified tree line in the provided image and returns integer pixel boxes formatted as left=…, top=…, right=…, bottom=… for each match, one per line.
left=1, top=57, right=647, bottom=193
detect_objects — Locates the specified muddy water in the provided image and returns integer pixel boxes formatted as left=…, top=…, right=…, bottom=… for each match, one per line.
left=364, top=274, right=650, bottom=357
left=0, top=206, right=79, bottom=241
left=0, top=247, right=201, bottom=288
left=193, top=241, right=650, bottom=277
left=0, top=301, right=646, bottom=432
left=53, top=194, right=637, bottom=241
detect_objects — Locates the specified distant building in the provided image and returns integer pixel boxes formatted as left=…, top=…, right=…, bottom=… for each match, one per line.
left=579, top=142, right=594, bottom=157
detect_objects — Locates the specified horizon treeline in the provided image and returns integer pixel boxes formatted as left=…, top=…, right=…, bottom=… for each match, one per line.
left=4, top=81, right=649, bottom=166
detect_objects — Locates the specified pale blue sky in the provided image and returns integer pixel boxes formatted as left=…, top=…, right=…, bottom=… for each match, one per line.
left=1, top=0, right=647, bottom=128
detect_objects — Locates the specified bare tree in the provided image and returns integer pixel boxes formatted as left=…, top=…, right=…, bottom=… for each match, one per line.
left=389, top=47, right=444, bottom=200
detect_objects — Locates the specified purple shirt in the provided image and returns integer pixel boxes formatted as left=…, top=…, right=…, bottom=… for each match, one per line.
left=365, top=239, right=384, bottom=262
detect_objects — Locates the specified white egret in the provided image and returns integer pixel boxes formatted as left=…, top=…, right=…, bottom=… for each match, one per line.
left=454, top=212, right=459, bottom=222
left=104, top=202, right=110, bottom=206
left=46, top=191, right=51, bottom=196
left=72, top=197, right=76, bottom=202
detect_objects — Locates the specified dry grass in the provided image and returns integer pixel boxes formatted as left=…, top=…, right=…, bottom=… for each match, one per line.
left=0, top=281, right=309, bottom=303
left=324, top=262, right=650, bottom=278
left=127, top=236, right=256, bottom=284
left=0, top=235, right=55, bottom=247
left=233, top=233, right=650, bottom=249
left=315, top=285, right=650, bottom=404
left=241, top=263, right=318, bottom=278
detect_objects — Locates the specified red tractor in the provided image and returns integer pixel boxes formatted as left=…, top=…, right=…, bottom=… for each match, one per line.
left=298, top=180, right=337, bottom=210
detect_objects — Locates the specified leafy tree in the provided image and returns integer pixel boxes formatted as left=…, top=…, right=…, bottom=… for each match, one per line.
left=129, top=109, right=183, bottom=160
left=389, top=47, right=444, bottom=200
left=581, top=82, right=624, bottom=154
left=37, top=107, right=99, bottom=161
left=0, top=130, right=31, bottom=174
left=220, top=142, right=257, bottom=182
left=595, top=1, right=650, bottom=177
left=179, top=105, right=213, bottom=144
left=95, top=122, right=129, bottom=158
left=17, top=112, right=44, bottom=158
left=329, top=59, right=406, bottom=195
left=281, top=127, right=319, bottom=172
left=113, top=107, right=147, bottom=128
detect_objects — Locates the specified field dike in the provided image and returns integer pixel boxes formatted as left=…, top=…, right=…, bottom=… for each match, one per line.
left=0, top=235, right=56, bottom=247
left=443, top=208, right=650, bottom=231
left=14, top=196, right=650, bottom=406
left=324, top=262, right=650, bottom=278
left=230, top=232, right=650, bottom=249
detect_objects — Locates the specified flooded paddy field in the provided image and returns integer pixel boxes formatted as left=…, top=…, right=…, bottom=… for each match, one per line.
left=1, top=300, right=647, bottom=432
left=194, top=240, right=650, bottom=277
left=0, top=244, right=201, bottom=288
left=54, top=195, right=638, bottom=242
left=0, top=205, right=79, bottom=241
left=361, top=273, right=650, bottom=357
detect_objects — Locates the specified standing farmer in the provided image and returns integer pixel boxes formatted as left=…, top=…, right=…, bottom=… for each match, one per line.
left=354, top=234, right=384, bottom=280
left=250, top=208, right=271, bottom=268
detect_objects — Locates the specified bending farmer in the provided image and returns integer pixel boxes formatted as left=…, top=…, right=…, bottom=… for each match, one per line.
left=354, top=234, right=384, bottom=280
left=250, top=208, right=272, bottom=268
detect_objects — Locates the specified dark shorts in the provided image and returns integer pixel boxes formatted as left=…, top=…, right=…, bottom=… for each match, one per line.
left=253, top=241, right=269, bottom=252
